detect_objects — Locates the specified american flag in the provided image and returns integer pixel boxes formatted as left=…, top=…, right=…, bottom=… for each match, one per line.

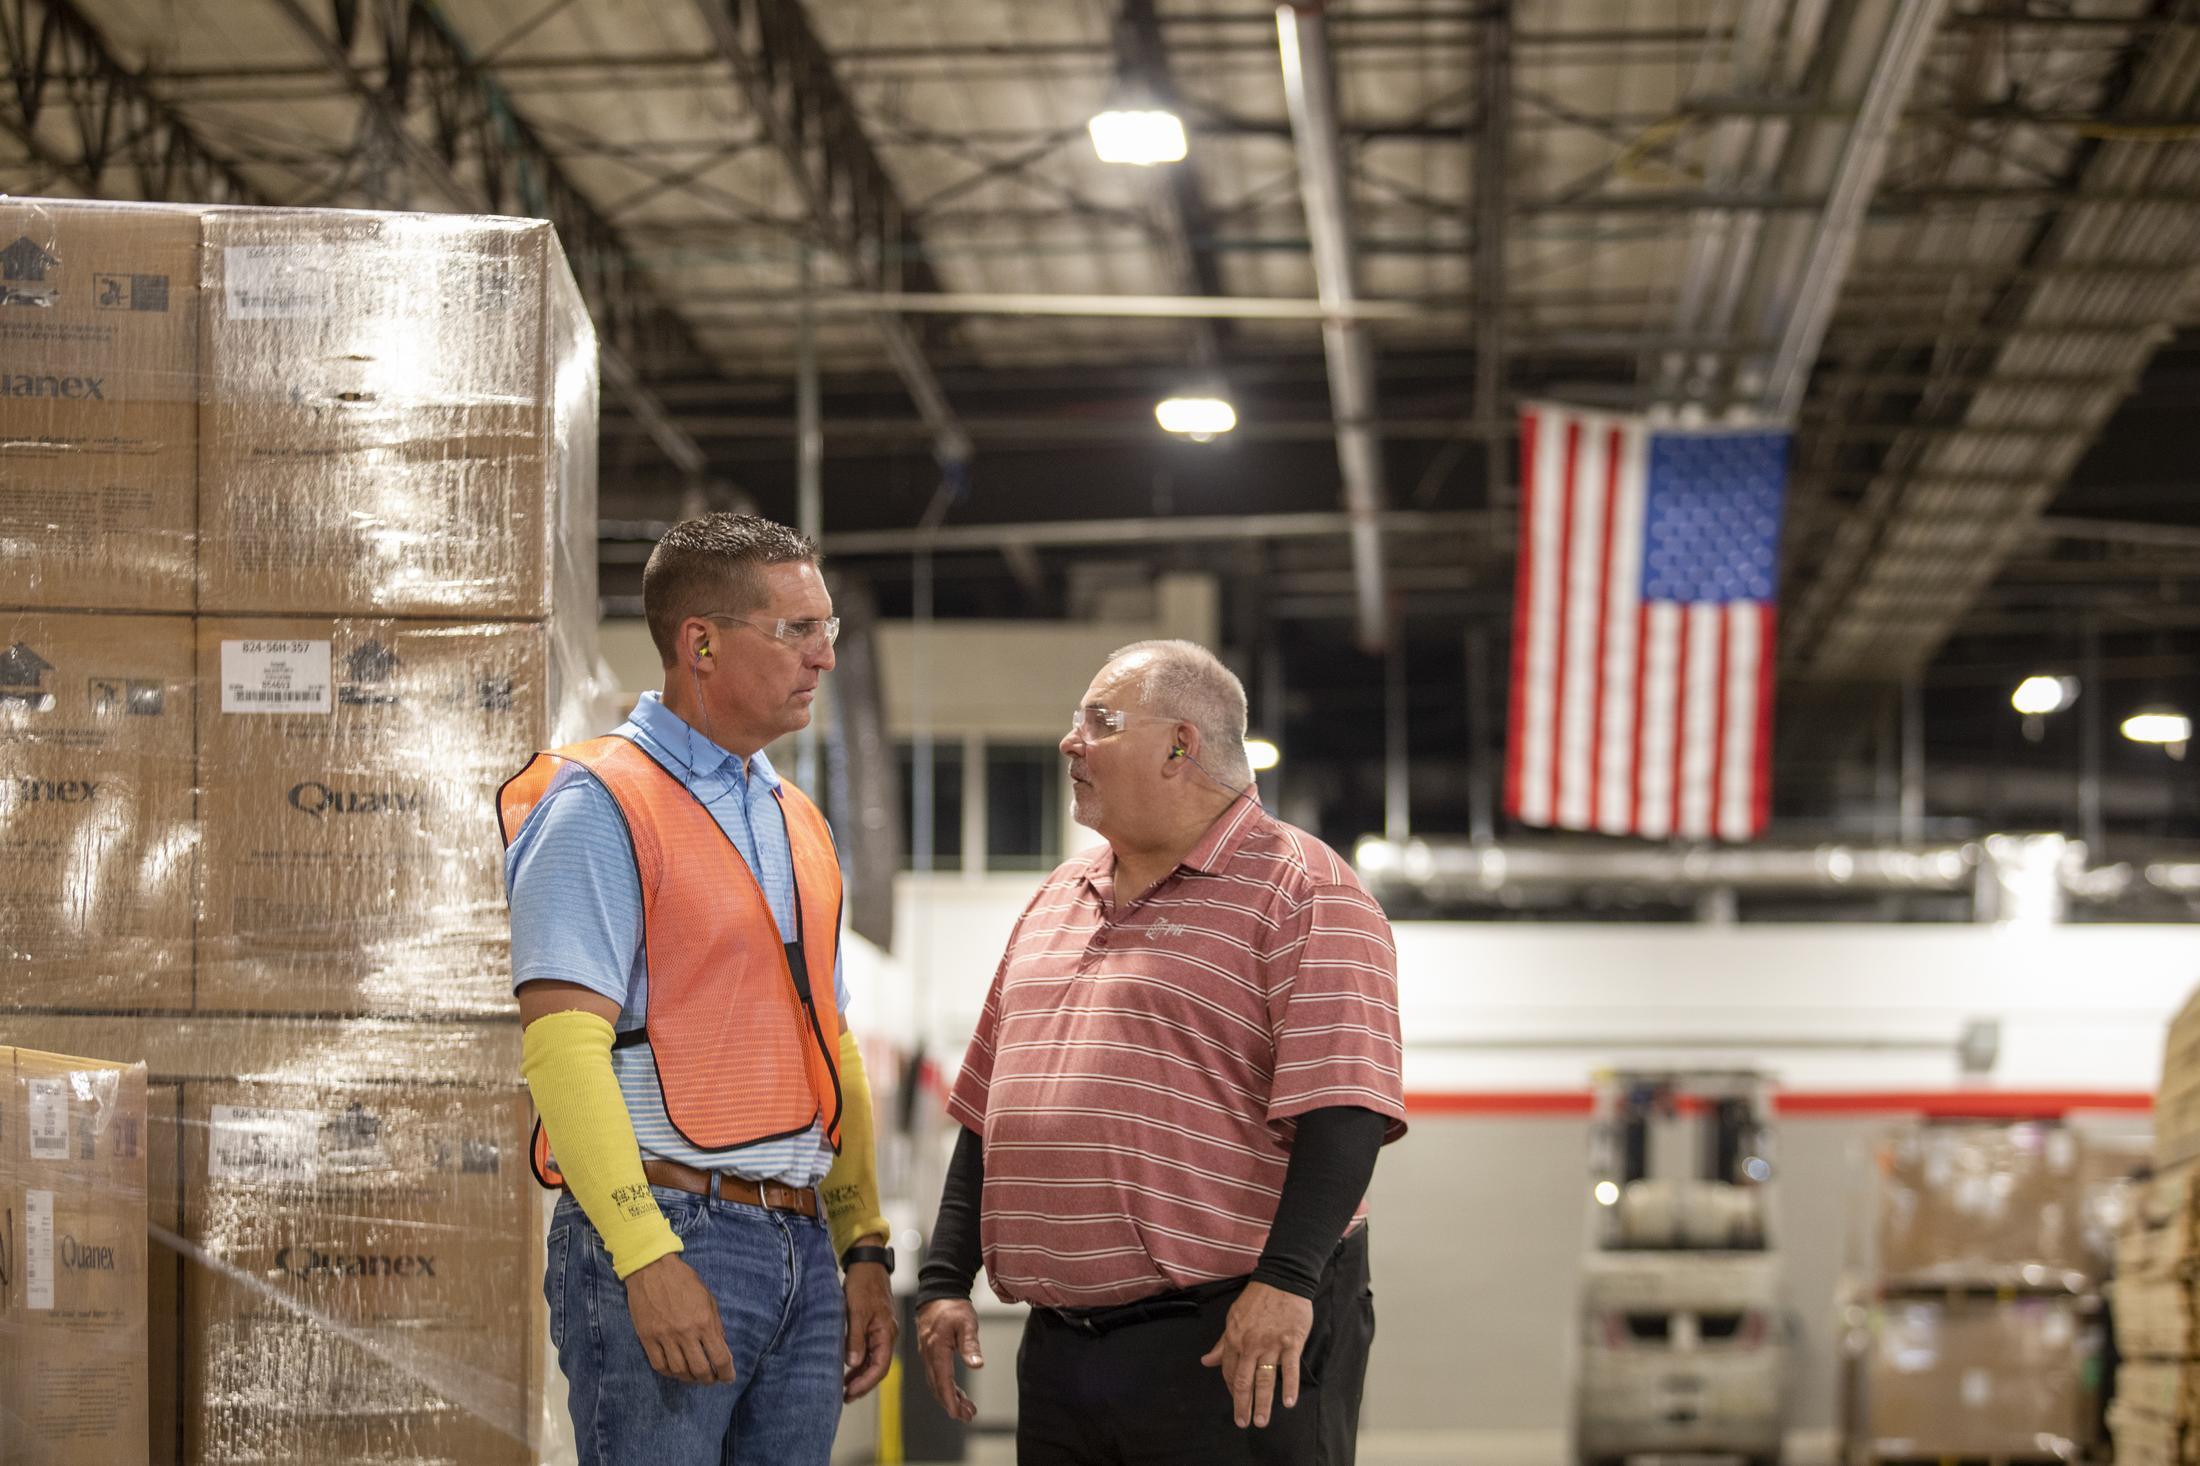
left=1504, top=405, right=1791, bottom=841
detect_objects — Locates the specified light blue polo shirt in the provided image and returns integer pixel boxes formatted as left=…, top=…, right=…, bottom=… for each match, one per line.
left=504, top=692, right=847, bottom=1187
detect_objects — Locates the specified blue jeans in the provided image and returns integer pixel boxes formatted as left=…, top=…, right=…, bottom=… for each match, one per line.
left=547, top=1186, right=844, bottom=1465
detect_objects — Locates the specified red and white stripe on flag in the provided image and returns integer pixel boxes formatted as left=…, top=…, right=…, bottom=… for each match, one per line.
left=1503, top=404, right=1783, bottom=841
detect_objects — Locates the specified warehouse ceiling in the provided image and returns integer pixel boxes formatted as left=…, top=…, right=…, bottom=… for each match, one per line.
left=4, top=0, right=2197, bottom=864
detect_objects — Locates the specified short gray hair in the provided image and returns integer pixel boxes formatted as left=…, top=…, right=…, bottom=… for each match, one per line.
left=1106, top=639, right=1252, bottom=787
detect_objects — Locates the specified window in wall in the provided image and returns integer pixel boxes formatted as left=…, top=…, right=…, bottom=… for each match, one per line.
left=897, top=740, right=963, bottom=871
left=986, top=744, right=1062, bottom=871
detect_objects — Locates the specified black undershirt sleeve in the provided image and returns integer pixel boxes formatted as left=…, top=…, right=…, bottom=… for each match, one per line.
left=916, top=1124, right=987, bottom=1307
left=1250, top=1105, right=1388, bottom=1299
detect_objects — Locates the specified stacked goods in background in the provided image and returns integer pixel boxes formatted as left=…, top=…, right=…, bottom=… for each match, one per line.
left=1838, top=1121, right=2128, bottom=1465
left=2108, top=987, right=2200, bottom=1466
left=0, top=1047, right=150, bottom=1466
left=2153, top=986, right=2200, bottom=1172
left=0, top=196, right=600, bottom=1464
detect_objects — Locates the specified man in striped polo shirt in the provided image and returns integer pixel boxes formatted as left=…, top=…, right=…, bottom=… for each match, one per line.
left=915, top=640, right=1408, bottom=1463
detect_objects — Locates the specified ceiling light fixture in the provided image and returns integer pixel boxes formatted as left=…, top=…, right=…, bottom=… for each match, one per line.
left=1088, top=107, right=1187, bottom=166
left=2011, top=675, right=2076, bottom=717
left=1244, top=738, right=1281, bottom=772
left=1155, top=394, right=1236, bottom=441
left=2122, top=709, right=2192, bottom=752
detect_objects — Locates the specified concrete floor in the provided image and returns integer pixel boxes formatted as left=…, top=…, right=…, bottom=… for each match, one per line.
left=956, top=1428, right=1843, bottom=1465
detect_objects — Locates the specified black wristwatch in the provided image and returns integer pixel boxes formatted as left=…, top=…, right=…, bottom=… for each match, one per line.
left=842, top=1244, right=895, bottom=1276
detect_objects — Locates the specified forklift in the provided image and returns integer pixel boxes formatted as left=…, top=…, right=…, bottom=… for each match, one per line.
left=1573, top=1070, right=1788, bottom=1466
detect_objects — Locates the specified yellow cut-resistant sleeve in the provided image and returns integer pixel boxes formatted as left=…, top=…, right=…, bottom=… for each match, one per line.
left=520, top=1009, right=683, bottom=1280
left=821, top=1030, right=893, bottom=1256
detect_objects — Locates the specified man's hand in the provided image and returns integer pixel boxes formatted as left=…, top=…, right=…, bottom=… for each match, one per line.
left=914, top=1298, right=983, bottom=1423
left=1199, top=1281, right=1313, bottom=1429
left=623, top=1254, right=736, bottom=1385
left=841, top=1244, right=898, bottom=1402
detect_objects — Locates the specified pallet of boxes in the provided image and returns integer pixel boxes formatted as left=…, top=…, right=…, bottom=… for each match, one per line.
left=2109, top=988, right=2200, bottom=1466
left=0, top=196, right=600, bottom=1464
left=1838, top=1120, right=2125, bottom=1466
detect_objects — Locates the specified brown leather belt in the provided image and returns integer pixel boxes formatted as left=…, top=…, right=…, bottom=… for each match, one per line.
left=641, top=1157, right=819, bottom=1217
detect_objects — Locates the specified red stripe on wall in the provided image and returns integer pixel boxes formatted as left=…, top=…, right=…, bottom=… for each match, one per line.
left=1403, top=1089, right=2153, bottom=1118
left=1772, top=1090, right=2153, bottom=1118
left=1406, top=1091, right=1597, bottom=1116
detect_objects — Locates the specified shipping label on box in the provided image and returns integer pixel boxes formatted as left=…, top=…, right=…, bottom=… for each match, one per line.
left=218, top=637, right=332, bottom=714
left=0, top=612, right=195, bottom=1012
left=0, top=199, right=199, bottom=612
left=194, top=618, right=551, bottom=1017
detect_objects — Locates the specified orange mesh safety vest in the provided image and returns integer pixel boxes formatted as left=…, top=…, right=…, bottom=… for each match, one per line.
left=498, top=735, right=844, bottom=1189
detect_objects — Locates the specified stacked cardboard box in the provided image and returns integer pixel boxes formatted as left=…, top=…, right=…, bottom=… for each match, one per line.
left=0, top=201, right=199, bottom=613
left=1842, top=1122, right=2106, bottom=1463
left=0, top=1045, right=151, bottom=1465
left=1, top=609, right=197, bottom=1010
left=2107, top=993, right=2200, bottom=1466
left=1, top=196, right=599, bottom=1464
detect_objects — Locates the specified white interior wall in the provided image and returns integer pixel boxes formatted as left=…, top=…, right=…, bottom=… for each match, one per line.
left=896, top=879, right=2200, bottom=1094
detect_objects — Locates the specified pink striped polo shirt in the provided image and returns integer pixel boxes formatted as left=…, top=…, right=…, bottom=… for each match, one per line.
left=946, top=790, right=1408, bottom=1308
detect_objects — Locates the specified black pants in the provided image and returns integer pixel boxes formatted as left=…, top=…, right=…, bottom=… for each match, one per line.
left=1014, top=1226, right=1374, bottom=1465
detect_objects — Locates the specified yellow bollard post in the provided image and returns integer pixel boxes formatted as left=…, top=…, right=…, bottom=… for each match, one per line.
left=876, top=1352, right=905, bottom=1465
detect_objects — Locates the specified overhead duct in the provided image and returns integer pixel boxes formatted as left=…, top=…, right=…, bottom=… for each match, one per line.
left=1355, top=837, right=1975, bottom=903
left=1277, top=3, right=1389, bottom=652
left=1356, top=834, right=2200, bottom=918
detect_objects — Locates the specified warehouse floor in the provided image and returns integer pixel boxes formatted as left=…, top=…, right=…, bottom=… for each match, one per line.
left=960, top=1428, right=1846, bottom=1464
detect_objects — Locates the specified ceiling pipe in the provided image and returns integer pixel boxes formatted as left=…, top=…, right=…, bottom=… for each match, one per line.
left=1355, top=837, right=1977, bottom=899
left=1278, top=2, right=1389, bottom=652
left=1356, top=834, right=2200, bottom=915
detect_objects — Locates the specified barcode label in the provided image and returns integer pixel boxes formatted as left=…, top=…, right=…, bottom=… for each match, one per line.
left=28, top=1078, right=67, bottom=1160
left=220, top=639, right=331, bottom=715
left=26, top=1190, right=53, bottom=1310
left=208, top=1105, right=320, bottom=1185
